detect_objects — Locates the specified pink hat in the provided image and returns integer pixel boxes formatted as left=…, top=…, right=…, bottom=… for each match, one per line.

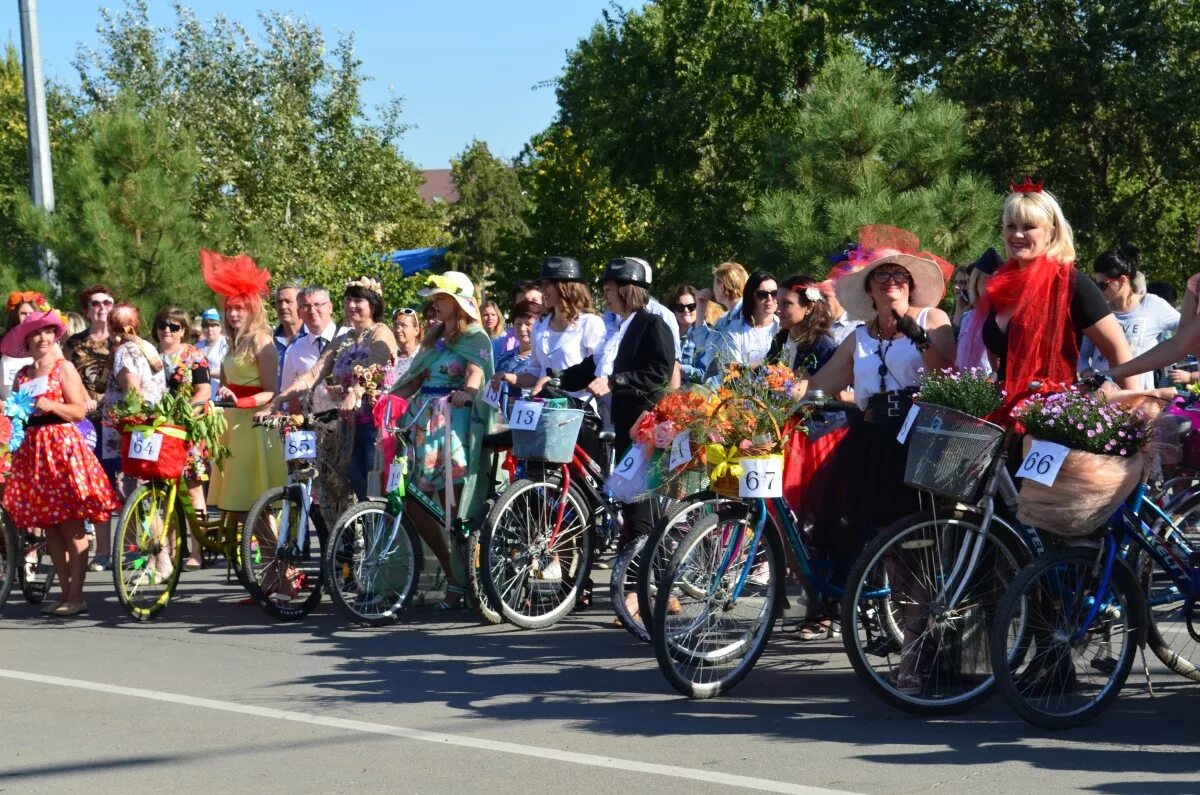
left=1, top=309, right=66, bottom=358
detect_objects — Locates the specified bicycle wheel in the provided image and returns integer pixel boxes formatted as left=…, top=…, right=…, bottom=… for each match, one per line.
left=636, top=492, right=737, bottom=640
left=1140, top=492, right=1200, bottom=680
left=241, top=487, right=327, bottom=621
left=324, top=500, right=422, bottom=626
left=480, top=477, right=591, bottom=630
left=0, top=512, right=16, bottom=608
left=652, top=507, right=783, bottom=698
left=467, top=527, right=503, bottom=625
left=842, top=508, right=1030, bottom=715
left=989, top=547, right=1144, bottom=730
left=611, top=534, right=649, bottom=642
left=112, top=482, right=186, bottom=621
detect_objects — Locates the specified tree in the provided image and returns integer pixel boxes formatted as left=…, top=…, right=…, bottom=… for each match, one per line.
left=552, top=0, right=838, bottom=283
left=71, top=1, right=445, bottom=278
left=743, top=54, right=1002, bottom=273
left=16, top=97, right=216, bottom=315
left=446, top=139, right=529, bottom=300
left=851, top=0, right=1200, bottom=283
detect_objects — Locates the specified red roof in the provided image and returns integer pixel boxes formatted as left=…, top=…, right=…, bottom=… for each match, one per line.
left=418, top=169, right=458, bottom=204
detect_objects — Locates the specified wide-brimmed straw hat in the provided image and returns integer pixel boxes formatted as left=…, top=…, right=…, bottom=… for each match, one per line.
left=417, top=271, right=479, bottom=321
left=832, top=226, right=950, bottom=322
left=1, top=309, right=67, bottom=358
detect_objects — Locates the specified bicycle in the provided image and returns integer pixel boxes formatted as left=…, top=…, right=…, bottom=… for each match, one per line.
left=650, top=398, right=867, bottom=698
left=0, top=517, right=56, bottom=608
left=324, top=394, right=512, bottom=626
left=239, top=410, right=336, bottom=621
left=988, top=445, right=1200, bottom=728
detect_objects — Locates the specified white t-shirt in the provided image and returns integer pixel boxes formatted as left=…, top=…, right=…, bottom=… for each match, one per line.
left=197, top=335, right=229, bottom=393
left=712, top=316, right=779, bottom=372
left=109, top=341, right=167, bottom=408
left=1079, top=293, right=1180, bottom=390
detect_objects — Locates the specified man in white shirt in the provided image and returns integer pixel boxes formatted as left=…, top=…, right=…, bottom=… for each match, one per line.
left=281, top=286, right=345, bottom=395
left=820, top=280, right=861, bottom=346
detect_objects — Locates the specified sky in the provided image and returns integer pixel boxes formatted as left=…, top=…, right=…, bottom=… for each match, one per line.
left=13, top=0, right=642, bottom=169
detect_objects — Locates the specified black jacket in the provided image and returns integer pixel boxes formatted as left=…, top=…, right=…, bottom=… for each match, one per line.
left=560, top=310, right=674, bottom=450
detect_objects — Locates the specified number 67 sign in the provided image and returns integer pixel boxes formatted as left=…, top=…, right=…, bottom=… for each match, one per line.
left=739, top=455, right=783, bottom=498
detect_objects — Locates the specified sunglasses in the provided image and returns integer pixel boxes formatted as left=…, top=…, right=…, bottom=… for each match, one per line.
left=395, top=307, right=418, bottom=316
left=156, top=321, right=184, bottom=333
left=871, top=269, right=912, bottom=285
left=1094, top=279, right=1113, bottom=290
left=90, top=298, right=114, bottom=308
left=671, top=302, right=697, bottom=313
left=755, top=289, right=779, bottom=301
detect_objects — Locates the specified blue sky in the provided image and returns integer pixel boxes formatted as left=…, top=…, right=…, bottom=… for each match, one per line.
left=14, top=1, right=642, bottom=169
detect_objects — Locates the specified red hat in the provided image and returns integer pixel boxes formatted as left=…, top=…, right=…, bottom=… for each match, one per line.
left=201, top=249, right=271, bottom=301
left=1, top=309, right=66, bottom=358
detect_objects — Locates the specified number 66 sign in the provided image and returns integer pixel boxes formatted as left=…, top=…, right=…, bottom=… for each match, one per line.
left=739, top=455, right=783, bottom=498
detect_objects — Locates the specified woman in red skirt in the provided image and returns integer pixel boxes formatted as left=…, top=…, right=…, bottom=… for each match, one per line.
left=2, top=310, right=120, bottom=616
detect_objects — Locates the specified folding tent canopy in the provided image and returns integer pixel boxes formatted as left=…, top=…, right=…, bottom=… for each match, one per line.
left=385, top=247, right=446, bottom=276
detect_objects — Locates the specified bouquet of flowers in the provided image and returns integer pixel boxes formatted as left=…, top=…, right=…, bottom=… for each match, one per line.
left=915, top=368, right=1004, bottom=420
left=352, top=363, right=389, bottom=403
left=1012, top=390, right=1151, bottom=458
left=0, top=391, right=35, bottom=479
left=108, top=390, right=230, bottom=467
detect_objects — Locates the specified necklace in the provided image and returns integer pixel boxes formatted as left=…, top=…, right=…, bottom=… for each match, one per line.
left=872, top=319, right=895, bottom=394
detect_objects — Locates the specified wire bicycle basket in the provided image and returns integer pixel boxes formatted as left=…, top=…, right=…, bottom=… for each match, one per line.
left=903, top=402, right=1005, bottom=502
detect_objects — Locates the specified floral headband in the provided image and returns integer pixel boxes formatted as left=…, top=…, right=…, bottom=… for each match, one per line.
left=345, top=276, right=383, bottom=295
left=6, top=291, right=50, bottom=313
left=802, top=286, right=822, bottom=303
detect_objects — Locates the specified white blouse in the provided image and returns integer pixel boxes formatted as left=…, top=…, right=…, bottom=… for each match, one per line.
left=713, top=317, right=778, bottom=371
left=521, top=313, right=607, bottom=380
left=852, top=308, right=930, bottom=409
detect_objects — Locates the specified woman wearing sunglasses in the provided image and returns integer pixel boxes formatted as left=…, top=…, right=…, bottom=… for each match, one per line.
left=154, top=307, right=213, bottom=570
left=667, top=285, right=711, bottom=384
left=709, top=271, right=780, bottom=378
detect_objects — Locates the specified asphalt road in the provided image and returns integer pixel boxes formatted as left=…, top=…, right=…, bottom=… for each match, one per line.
left=2, top=567, right=1199, bottom=794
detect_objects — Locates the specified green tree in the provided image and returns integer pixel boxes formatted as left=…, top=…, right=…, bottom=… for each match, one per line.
left=72, top=0, right=445, bottom=278
left=744, top=53, right=1002, bottom=274
left=446, top=139, right=529, bottom=300
left=16, top=97, right=216, bottom=315
left=553, top=0, right=838, bottom=283
left=851, top=0, right=1200, bottom=283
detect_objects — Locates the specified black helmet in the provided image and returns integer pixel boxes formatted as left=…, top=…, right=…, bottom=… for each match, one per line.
left=539, top=256, right=583, bottom=283
left=602, top=257, right=652, bottom=288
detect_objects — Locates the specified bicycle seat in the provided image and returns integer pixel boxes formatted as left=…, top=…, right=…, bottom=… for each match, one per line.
left=483, top=430, right=512, bottom=450
left=598, top=430, right=615, bottom=442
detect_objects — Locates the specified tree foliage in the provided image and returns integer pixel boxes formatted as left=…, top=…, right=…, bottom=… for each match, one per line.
left=744, top=53, right=1002, bottom=273
left=446, top=139, right=529, bottom=301
left=852, top=0, right=1200, bottom=281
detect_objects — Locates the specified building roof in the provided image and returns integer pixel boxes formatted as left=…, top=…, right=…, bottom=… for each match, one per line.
left=418, top=169, right=458, bottom=204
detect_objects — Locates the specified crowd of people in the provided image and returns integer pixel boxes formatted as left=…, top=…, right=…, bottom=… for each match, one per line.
left=4, top=180, right=1198, bottom=622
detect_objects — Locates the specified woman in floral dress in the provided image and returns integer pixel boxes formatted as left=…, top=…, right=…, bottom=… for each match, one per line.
left=2, top=310, right=120, bottom=616
left=154, top=306, right=212, bottom=570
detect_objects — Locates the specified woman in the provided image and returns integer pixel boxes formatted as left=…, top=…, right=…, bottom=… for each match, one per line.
left=1078, top=245, right=1179, bottom=390
left=390, top=271, right=494, bottom=609
left=270, top=277, right=398, bottom=517
left=201, top=250, right=286, bottom=522
left=62, top=286, right=114, bottom=428
left=481, top=299, right=505, bottom=355
left=2, top=291, right=52, bottom=398
left=767, top=275, right=837, bottom=376
left=667, top=285, right=711, bottom=384
left=514, top=257, right=606, bottom=399
left=392, top=307, right=423, bottom=382
left=491, top=299, right=540, bottom=413
left=958, top=185, right=1136, bottom=407
left=1, top=310, right=119, bottom=616
left=154, top=306, right=212, bottom=570
left=801, top=228, right=957, bottom=643
left=709, top=271, right=780, bottom=376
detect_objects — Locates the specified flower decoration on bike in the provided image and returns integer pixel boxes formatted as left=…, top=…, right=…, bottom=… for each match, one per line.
left=914, top=367, right=1005, bottom=420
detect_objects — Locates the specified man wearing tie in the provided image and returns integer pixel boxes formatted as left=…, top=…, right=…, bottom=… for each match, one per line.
left=280, top=286, right=345, bottom=399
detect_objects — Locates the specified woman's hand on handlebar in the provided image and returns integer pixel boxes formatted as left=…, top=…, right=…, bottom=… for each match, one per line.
left=450, top=388, right=475, bottom=408
left=217, top=385, right=236, bottom=403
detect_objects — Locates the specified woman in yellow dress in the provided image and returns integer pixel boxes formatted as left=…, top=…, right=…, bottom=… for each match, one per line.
left=201, top=249, right=285, bottom=516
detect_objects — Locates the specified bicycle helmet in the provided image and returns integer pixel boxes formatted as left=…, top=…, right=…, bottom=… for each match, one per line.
left=539, top=256, right=584, bottom=283
left=602, top=257, right=653, bottom=288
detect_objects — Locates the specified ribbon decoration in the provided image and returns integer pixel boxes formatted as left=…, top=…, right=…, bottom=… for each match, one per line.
left=128, top=422, right=188, bottom=441
left=706, top=443, right=744, bottom=481
left=439, top=397, right=457, bottom=535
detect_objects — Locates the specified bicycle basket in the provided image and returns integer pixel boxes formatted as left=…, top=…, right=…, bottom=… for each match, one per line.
left=903, top=403, right=1004, bottom=502
left=120, top=426, right=189, bottom=481
left=511, top=407, right=584, bottom=464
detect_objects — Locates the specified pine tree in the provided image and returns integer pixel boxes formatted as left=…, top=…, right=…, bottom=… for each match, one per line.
left=744, top=53, right=1001, bottom=274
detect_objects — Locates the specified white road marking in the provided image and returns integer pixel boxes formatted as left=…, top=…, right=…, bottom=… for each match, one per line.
left=0, top=667, right=860, bottom=795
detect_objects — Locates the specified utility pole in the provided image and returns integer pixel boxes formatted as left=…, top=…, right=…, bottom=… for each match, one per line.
left=18, top=0, right=58, bottom=291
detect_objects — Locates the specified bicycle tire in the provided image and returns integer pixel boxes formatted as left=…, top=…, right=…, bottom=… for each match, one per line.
left=467, top=527, right=503, bottom=625
left=611, top=533, right=649, bottom=642
left=841, top=508, right=1031, bottom=715
left=0, top=512, right=16, bottom=608
left=636, top=492, right=736, bottom=641
left=18, top=535, right=54, bottom=604
left=480, top=477, right=591, bottom=630
left=324, top=499, right=421, bottom=627
left=989, top=547, right=1144, bottom=730
left=241, top=487, right=327, bottom=621
left=1139, top=490, right=1200, bottom=680
left=112, top=482, right=186, bottom=621
left=652, top=507, right=783, bottom=699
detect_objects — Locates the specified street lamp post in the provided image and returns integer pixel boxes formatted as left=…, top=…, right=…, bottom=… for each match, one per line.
left=18, top=0, right=58, bottom=292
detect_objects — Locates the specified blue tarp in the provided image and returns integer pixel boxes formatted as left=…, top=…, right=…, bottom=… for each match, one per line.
left=385, top=247, right=446, bottom=276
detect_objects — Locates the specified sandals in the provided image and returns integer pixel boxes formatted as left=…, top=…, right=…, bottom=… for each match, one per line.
left=436, top=585, right=466, bottom=610
left=797, top=618, right=841, bottom=641
left=889, top=671, right=923, bottom=694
